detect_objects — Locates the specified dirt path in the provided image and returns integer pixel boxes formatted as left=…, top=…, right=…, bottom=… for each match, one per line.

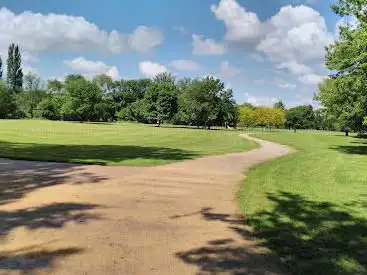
left=0, top=134, right=291, bottom=275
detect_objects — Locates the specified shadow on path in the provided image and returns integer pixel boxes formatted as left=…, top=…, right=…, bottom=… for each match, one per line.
left=0, top=245, right=84, bottom=273
left=0, top=203, right=102, bottom=240
left=175, top=207, right=289, bottom=275
left=0, top=159, right=108, bottom=205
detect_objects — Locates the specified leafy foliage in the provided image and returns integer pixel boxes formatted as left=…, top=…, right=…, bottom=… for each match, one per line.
left=316, top=0, right=367, bottom=132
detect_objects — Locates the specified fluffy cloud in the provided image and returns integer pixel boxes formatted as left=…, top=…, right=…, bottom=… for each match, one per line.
left=139, top=61, right=168, bottom=77
left=169, top=59, right=201, bottom=72
left=257, top=5, right=333, bottom=62
left=220, top=61, right=240, bottom=77
left=65, top=57, right=120, bottom=79
left=298, top=73, right=325, bottom=85
left=128, top=26, right=163, bottom=52
left=192, top=34, right=227, bottom=55
left=210, top=0, right=262, bottom=41
left=276, top=61, right=313, bottom=75
left=208, top=1, right=333, bottom=88
left=0, top=7, right=163, bottom=55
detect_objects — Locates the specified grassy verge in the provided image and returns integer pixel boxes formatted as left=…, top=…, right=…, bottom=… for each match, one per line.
left=0, top=120, right=257, bottom=166
left=238, top=131, right=367, bottom=274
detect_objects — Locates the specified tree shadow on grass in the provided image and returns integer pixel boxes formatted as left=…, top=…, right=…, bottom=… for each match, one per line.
left=330, top=139, right=367, bottom=155
left=0, top=245, right=84, bottom=273
left=247, top=192, right=367, bottom=274
left=0, top=141, right=198, bottom=165
left=175, top=192, right=367, bottom=274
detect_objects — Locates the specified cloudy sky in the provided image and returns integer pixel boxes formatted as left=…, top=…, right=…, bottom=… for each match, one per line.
left=0, top=0, right=342, bottom=106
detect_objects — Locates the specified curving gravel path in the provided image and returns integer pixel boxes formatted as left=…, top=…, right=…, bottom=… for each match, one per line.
left=0, top=134, right=291, bottom=275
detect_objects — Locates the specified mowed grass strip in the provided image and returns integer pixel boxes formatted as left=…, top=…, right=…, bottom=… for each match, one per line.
left=238, top=131, right=367, bottom=275
left=0, top=120, right=257, bottom=166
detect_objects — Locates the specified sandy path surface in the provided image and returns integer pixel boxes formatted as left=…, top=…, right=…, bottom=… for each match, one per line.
left=0, top=134, right=291, bottom=275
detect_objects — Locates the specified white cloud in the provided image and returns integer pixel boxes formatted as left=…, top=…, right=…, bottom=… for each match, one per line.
left=64, top=57, right=120, bottom=79
left=0, top=7, right=162, bottom=55
left=169, top=59, right=201, bottom=72
left=257, top=5, right=333, bottom=62
left=128, top=26, right=163, bottom=52
left=276, top=60, right=313, bottom=75
left=210, top=0, right=262, bottom=41
left=277, top=83, right=297, bottom=89
left=220, top=61, right=240, bottom=77
left=298, top=74, right=325, bottom=85
left=139, top=61, right=168, bottom=77
left=192, top=34, right=227, bottom=55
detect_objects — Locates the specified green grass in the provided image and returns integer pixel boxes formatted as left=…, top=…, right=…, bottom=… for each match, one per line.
left=238, top=131, right=367, bottom=274
left=0, top=120, right=256, bottom=166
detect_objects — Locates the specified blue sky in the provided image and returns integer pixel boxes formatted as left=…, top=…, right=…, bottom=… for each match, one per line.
left=0, top=0, right=341, bottom=107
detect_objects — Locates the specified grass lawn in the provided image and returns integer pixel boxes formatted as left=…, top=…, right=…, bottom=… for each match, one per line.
left=238, top=131, right=367, bottom=274
left=0, top=120, right=256, bottom=166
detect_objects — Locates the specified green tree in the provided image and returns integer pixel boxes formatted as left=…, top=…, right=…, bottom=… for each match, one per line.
left=316, top=0, right=367, bottom=132
left=62, top=75, right=104, bottom=122
left=16, top=72, right=47, bottom=118
left=285, top=105, right=316, bottom=131
left=6, top=44, right=23, bottom=92
left=0, top=81, right=15, bottom=118
left=179, top=77, right=227, bottom=129
left=47, top=79, right=64, bottom=93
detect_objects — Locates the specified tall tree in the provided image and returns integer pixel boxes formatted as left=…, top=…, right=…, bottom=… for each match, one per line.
left=6, top=44, right=23, bottom=92
left=316, top=0, right=367, bottom=132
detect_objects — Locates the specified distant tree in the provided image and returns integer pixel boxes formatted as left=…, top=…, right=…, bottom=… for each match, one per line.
left=93, top=74, right=114, bottom=94
left=285, top=105, right=315, bottom=131
left=17, top=72, right=47, bottom=118
left=253, top=107, right=285, bottom=129
left=62, top=75, right=104, bottom=122
left=0, top=81, right=15, bottom=118
left=153, top=72, right=175, bottom=85
left=274, top=100, right=286, bottom=111
left=6, top=44, right=23, bottom=92
left=217, top=89, right=238, bottom=127
left=179, top=77, right=229, bottom=129
left=237, top=106, right=255, bottom=127
left=47, top=79, right=64, bottom=93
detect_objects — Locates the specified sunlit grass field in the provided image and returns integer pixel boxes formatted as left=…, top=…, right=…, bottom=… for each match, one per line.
left=0, top=120, right=257, bottom=166
left=239, top=131, right=367, bottom=274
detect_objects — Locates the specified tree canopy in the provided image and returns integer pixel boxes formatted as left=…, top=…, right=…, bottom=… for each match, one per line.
left=316, top=0, right=367, bottom=132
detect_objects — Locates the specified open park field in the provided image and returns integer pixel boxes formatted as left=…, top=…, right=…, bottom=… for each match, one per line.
left=0, top=120, right=366, bottom=274
left=0, top=120, right=256, bottom=166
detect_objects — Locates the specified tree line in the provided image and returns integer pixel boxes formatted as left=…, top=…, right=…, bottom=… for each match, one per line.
left=0, top=45, right=238, bottom=128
